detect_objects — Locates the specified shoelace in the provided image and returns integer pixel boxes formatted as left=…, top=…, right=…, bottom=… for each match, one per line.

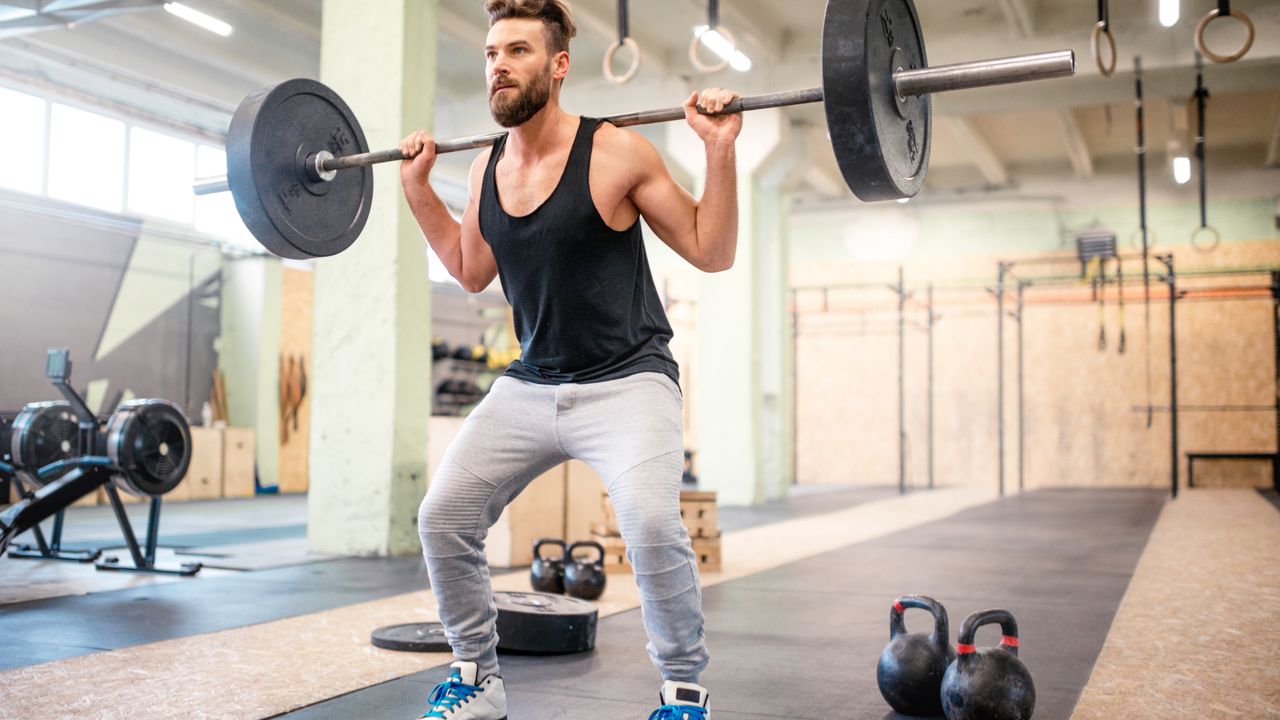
left=422, top=674, right=481, bottom=718
left=647, top=705, right=708, bottom=720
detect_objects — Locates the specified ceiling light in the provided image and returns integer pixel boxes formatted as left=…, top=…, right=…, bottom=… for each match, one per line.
left=1159, top=0, right=1180, bottom=27
left=1173, top=155, right=1191, bottom=185
left=896, top=197, right=911, bottom=204
left=694, top=25, right=752, bottom=72
left=164, top=3, right=233, bottom=37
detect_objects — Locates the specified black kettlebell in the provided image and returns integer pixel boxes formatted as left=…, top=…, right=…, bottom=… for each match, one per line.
left=563, top=540, right=607, bottom=601
left=876, top=594, right=956, bottom=717
left=940, top=609, right=1036, bottom=720
left=530, top=538, right=566, bottom=594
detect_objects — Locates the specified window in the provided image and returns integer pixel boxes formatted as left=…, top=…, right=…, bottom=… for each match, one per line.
left=47, top=103, right=125, bottom=213
left=193, top=144, right=255, bottom=249
left=0, top=87, right=46, bottom=194
left=128, top=126, right=195, bottom=223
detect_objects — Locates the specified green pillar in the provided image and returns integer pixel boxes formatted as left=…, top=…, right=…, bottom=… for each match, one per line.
left=309, top=0, right=436, bottom=555
left=219, top=256, right=282, bottom=490
left=668, top=109, right=793, bottom=506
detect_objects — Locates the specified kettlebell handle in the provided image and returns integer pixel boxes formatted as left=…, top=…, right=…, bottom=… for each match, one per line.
left=889, top=594, right=950, bottom=643
left=567, top=540, right=605, bottom=565
left=533, top=538, right=566, bottom=560
left=956, top=609, right=1020, bottom=656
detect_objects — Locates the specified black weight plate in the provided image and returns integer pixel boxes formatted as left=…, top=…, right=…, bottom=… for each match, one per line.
left=823, top=0, right=930, bottom=201
left=11, top=401, right=81, bottom=487
left=226, top=78, right=372, bottom=259
left=105, top=400, right=192, bottom=497
left=371, top=622, right=452, bottom=652
left=495, top=591, right=598, bottom=655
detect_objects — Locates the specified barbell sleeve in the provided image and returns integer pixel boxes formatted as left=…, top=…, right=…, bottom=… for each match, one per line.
left=193, top=176, right=230, bottom=196
left=893, top=50, right=1076, bottom=97
left=192, top=49, right=1074, bottom=195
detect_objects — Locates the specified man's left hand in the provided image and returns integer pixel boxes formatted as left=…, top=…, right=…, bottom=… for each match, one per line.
left=684, top=88, right=743, bottom=146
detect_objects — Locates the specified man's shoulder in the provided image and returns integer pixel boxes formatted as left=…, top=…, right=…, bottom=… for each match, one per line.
left=591, top=121, right=658, bottom=172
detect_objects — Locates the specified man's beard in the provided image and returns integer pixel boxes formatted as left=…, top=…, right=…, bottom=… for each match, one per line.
left=489, top=66, right=552, bottom=128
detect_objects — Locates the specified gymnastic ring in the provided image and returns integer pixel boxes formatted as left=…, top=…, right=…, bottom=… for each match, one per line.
left=603, top=37, right=641, bottom=84
left=689, top=25, right=735, bottom=74
left=1091, top=21, right=1117, bottom=77
left=1195, top=7, right=1255, bottom=63
left=1129, top=227, right=1158, bottom=250
left=1190, top=225, right=1221, bottom=254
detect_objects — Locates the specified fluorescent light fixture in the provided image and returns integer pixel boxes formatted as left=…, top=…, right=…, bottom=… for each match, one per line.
left=164, top=2, right=233, bottom=37
left=1173, top=155, right=1191, bottom=185
left=694, top=25, right=752, bottom=72
left=1159, top=0, right=1179, bottom=27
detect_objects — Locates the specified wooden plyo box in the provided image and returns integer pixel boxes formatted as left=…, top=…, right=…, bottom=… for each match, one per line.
left=222, top=428, right=256, bottom=498
left=679, top=491, right=719, bottom=539
left=184, top=426, right=224, bottom=501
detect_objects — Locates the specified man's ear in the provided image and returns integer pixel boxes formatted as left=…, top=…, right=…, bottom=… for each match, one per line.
left=553, top=50, right=571, bottom=80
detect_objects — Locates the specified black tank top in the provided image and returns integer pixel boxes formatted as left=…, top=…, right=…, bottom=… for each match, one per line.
left=479, top=117, right=678, bottom=386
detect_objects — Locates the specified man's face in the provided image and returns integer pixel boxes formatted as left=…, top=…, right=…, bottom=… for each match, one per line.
left=485, top=18, right=563, bottom=128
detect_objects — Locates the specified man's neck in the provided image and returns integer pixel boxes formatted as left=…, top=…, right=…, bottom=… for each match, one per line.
left=504, top=101, right=575, bottom=163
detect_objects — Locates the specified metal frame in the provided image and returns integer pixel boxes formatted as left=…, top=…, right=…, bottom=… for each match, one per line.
left=791, top=272, right=936, bottom=494
left=995, top=257, right=1280, bottom=499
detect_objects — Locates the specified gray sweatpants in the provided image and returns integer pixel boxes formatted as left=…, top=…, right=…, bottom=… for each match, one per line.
left=417, top=371, right=710, bottom=683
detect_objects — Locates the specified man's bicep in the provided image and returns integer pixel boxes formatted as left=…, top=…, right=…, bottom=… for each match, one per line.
left=459, top=199, right=498, bottom=291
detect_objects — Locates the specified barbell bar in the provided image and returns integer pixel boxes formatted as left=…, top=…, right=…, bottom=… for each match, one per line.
left=195, top=50, right=1072, bottom=198
left=192, top=0, right=1076, bottom=260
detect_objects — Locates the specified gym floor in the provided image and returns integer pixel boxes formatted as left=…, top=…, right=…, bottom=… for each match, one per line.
left=2, top=485, right=1275, bottom=719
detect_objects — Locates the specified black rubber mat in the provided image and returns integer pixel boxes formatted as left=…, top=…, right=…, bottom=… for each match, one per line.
left=716, top=484, right=902, bottom=533
left=0, top=556, right=431, bottom=671
left=55, top=523, right=307, bottom=551
left=276, top=489, right=1165, bottom=720
left=1259, top=488, right=1280, bottom=513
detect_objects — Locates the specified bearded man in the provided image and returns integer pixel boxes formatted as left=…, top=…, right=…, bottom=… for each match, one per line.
left=400, top=1, right=740, bottom=718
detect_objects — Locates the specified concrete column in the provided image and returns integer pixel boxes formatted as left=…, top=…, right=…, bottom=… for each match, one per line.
left=219, top=256, right=282, bottom=489
left=309, top=0, right=436, bottom=555
left=667, top=110, right=793, bottom=506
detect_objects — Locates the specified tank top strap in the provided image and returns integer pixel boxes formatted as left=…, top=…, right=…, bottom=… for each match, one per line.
left=481, top=131, right=509, bottom=208
left=563, top=117, right=603, bottom=198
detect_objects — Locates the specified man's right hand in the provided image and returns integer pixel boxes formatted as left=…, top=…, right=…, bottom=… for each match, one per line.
left=399, top=130, right=437, bottom=192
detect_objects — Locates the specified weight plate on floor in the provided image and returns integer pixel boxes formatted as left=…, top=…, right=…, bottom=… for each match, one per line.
left=226, top=78, right=372, bottom=259
left=11, top=401, right=81, bottom=487
left=823, top=0, right=930, bottom=201
left=371, top=622, right=452, bottom=653
left=495, top=591, right=598, bottom=654
left=105, top=399, right=192, bottom=497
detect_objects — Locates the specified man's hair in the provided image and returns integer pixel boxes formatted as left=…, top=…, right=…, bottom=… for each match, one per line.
left=484, top=0, right=578, bottom=55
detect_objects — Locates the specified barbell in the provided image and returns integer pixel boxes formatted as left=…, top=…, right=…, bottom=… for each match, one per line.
left=194, top=0, right=1076, bottom=261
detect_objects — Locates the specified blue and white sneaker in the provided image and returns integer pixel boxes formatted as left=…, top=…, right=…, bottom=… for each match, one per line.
left=648, top=680, right=710, bottom=720
left=421, top=661, right=507, bottom=719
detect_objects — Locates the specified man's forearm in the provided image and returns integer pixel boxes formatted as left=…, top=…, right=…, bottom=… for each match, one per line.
left=405, top=183, right=465, bottom=277
left=695, top=141, right=739, bottom=272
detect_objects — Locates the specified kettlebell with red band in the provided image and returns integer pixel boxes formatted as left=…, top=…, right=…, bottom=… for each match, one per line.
left=940, top=609, right=1036, bottom=720
left=876, top=594, right=955, bottom=717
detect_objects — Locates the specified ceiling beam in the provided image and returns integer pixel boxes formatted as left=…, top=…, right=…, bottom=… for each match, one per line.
left=1054, top=109, right=1094, bottom=178
left=943, top=116, right=1009, bottom=187
left=236, top=0, right=320, bottom=43
left=996, top=0, right=1034, bottom=38
left=437, top=6, right=487, bottom=50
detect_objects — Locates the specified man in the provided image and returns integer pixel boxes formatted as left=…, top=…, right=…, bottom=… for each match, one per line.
left=400, top=1, right=740, bottom=718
